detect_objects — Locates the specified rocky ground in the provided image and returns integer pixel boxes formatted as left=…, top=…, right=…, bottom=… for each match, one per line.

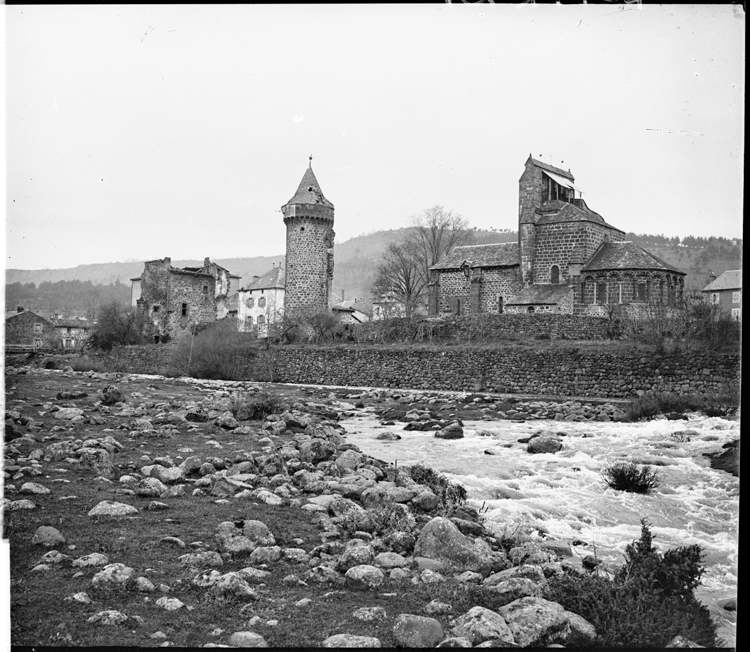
left=3, top=360, right=729, bottom=648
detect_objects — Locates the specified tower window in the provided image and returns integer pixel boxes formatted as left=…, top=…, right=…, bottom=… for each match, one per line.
left=181, top=303, right=188, bottom=316
left=550, top=265, right=560, bottom=284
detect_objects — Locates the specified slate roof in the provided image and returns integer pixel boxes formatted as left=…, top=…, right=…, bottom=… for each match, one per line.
left=430, top=243, right=519, bottom=271
left=702, top=270, right=742, bottom=292
left=528, top=157, right=575, bottom=181
left=242, top=266, right=286, bottom=292
left=506, top=284, right=573, bottom=306
left=284, top=166, right=334, bottom=208
left=331, top=299, right=372, bottom=316
left=582, top=241, right=684, bottom=274
left=536, top=200, right=615, bottom=229
left=5, top=309, right=51, bottom=323
left=53, top=319, right=91, bottom=330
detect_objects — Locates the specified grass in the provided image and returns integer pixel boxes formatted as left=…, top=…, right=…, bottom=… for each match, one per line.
left=625, top=390, right=740, bottom=421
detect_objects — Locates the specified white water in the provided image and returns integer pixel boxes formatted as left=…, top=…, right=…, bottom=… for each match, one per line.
left=339, top=408, right=739, bottom=645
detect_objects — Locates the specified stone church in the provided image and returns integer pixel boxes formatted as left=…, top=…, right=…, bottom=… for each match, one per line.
left=429, top=155, right=685, bottom=316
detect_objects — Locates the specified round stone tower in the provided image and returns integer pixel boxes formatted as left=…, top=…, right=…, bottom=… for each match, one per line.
left=282, top=159, right=335, bottom=318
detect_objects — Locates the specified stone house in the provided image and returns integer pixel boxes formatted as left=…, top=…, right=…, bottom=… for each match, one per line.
left=131, top=257, right=240, bottom=341
left=52, top=317, right=92, bottom=349
left=429, top=155, right=686, bottom=317
left=4, top=308, right=55, bottom=350
left=702, top=270, right=742, bottom=321
left=237, top=264, right=286, bottom=337
left=331, top=299, right=372, bottom=324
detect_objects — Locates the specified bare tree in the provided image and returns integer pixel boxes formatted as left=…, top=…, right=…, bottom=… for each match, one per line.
left=371, top=206, right=473, bottom=315
left=371, top=241, right=426, bottom=319
left=409, top=206, right=474, bottom=287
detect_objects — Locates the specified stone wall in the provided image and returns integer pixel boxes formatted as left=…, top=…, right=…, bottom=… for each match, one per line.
left=254, top=347, right=739, bottom=398
left=435, top=268, right=522, bottom=315
left=93, top=341, right=739, bottom=400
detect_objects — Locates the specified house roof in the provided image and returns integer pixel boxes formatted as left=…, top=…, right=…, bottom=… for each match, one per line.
left=528, top=156, right=575, bottom=181
left=284, top=165, right=334, bottom=208
left=242, top=266, right=286, bottom=291
left=53, top=319, right=92, bottom=330
left=331, top=299, right=372, bottom=316
left=430, top=243, right=520, bottom=271
left=582, top=241, right=684, bottom=274
left=5, top=309, right=51, bottom=323
left=506, top=284, right=573, bottom=306
left=702, top=269, right=742, bottom=292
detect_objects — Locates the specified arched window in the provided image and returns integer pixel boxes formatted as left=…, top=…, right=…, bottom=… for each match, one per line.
left=527, top=306, right=535, bottom=313
left=453, top=297, right=462, bottom=315
left=584, top=277, right=595, bottom=304
left=550, top=265, right=560, bottom=284
left=636, top=282, right=647, bottom=302
left=497, top=296, right=504, bottom=314
left=257, top=314, right=265, bottom=325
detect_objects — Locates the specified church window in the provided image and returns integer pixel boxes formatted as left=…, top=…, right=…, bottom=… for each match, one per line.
left=527, top=306, right=535, bottom=313
left=498, top=296, right=504, bottom=314
left=596, top=281, right=607, bottom=304
left=550, top=265, right=560, bottom=284
left=636, top=282, right=647, bottom=302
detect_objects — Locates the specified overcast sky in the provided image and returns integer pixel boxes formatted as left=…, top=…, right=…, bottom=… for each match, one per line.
left=4, top=3, right=745, bottom=271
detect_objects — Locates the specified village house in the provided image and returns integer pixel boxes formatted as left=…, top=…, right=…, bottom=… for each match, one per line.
left=236, top=264, right=286, bottom=337
left=51, top=316, right=92, bottom=349
left=131, top=257, right=240, bottom=341
left=702, top=269, right=742, bottom=321
left=331, top=299, right=372, bottom=324
left=429, top=155, right=686, bottom=317
left=4, top=307, right=55, bottom=351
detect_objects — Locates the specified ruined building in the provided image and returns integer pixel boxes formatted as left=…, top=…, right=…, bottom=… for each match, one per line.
left=429, top=155, right=685, bottom=316
left=131, top=257, right=240, bottom=341
left=282, top=159, right=335, bottom=318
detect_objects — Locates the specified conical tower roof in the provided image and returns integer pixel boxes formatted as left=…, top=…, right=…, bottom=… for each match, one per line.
left=284, top=162, right=334, bottom=209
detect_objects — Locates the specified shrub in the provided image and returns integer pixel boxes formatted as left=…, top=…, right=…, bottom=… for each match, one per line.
left=89, top=301, right=148, bottom=351
left=544, top=520, right=718, bottom=647
left=168, top=320, right=257, bottom=380
left=230, top=391, right=286, bottom=421
left=626, top=390, right=739, bottom=421
left=67, top=356, right=106, bottom=373
left=602, top=461, right=660, bottom=494
left=408, top=464, right=467, bottom=514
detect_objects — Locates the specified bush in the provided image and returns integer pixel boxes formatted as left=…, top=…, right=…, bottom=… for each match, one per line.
left=602, top=461, right=660, bottom=494
left=544, top=520, right=718, bottom=647
left=408, top=464, right=467, bottom=514
left=67, top=356, right=106, bottom=373
left=230, top=391, right=286, bottom=420
left=89, top=301, right=148, bottom=351
left=626, top=390, right=740, bottom=421
left=168, top=320, right=257, bottom=380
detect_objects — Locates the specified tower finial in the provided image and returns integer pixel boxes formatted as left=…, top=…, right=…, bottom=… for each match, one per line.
left=309, top=155, right=313, bottom=168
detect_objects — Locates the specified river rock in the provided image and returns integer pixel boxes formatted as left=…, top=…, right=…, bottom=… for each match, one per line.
left=497, top=597, right=570, bottom=647
left=88, top=501, right=138, bottom=517
left=450, top=606, right=515, bottom=646
left=393, top=614, right=444, bottom=648
left=31, top=526, right=65, bottom=547
left=322, top=634, right=381, bottom=647
left=527, top=434, right=563, bottom=454
left=413, top=516, right=493, bottom=574
left=435, top=422, right=464, bottom=439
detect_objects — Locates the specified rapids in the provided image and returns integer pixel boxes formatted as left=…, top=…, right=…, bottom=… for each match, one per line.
left=339, top=408, right=739, bottom=645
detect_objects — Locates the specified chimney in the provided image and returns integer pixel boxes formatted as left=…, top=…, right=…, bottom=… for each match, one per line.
left=708, top=270, right=717, bottom=284
left=204, top=257, right=211, bottom=268
left=17, top=306, right=24, bottom=313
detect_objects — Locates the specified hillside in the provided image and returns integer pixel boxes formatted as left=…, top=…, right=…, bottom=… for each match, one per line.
left=4, top=230, right=742, bottom=317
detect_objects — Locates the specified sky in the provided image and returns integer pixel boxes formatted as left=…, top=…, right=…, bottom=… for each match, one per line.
left=3, top=3, right=745, bottom=271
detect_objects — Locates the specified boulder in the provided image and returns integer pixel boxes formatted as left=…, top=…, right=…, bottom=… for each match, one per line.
left=228, top=632, right=268, bottom=647
left=53, top=407, right=85, bottom=421
left=345, top=564, right=385, bottom=590
left=87, top=610, right=128, bottom=626
left=450, top=606, right=515, bottom=646
left=527, top=434, right=563, bottom=454
left=88, top=501, right=138, bottom=517
left=435, top=422, right=464, bottom=439
left=337, top=543, right=374, bottom=572
left=393, top=614, right=444, bottom=648
left=91, top=563, right=135, bottom=588
left=77, top=448, right=115, bottom=478
left=322, top=634, right=381, bottom=647
left=497, top=597, right=570, bottom=647
left=413, top=516, right=493, bottom=574
left=72, top=553, right=109, bottom=568
left=98, top=385, right=122, bottom=405
left=31, top=526, right=65, bottom=547
left=565, top=611, right=597, bottom=646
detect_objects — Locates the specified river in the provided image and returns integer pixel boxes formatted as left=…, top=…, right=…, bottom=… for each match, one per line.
left=339, top=407, right=739, bottom=646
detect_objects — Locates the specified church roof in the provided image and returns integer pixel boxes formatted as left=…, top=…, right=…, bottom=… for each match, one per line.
left=430, top=242, right=519, bottom=271
left=506, top=284, right=573, bottom=306
left=582, top=241, right=684, bottom=274
left=242, top=266, right=286, bottom=291
left=527, top=156, right=575, bottom=181
left=702, top=269, right=742, bottom=292
left=536, top=200, right=616, bottom=229
left=284, top=164, right=334, bottom=208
